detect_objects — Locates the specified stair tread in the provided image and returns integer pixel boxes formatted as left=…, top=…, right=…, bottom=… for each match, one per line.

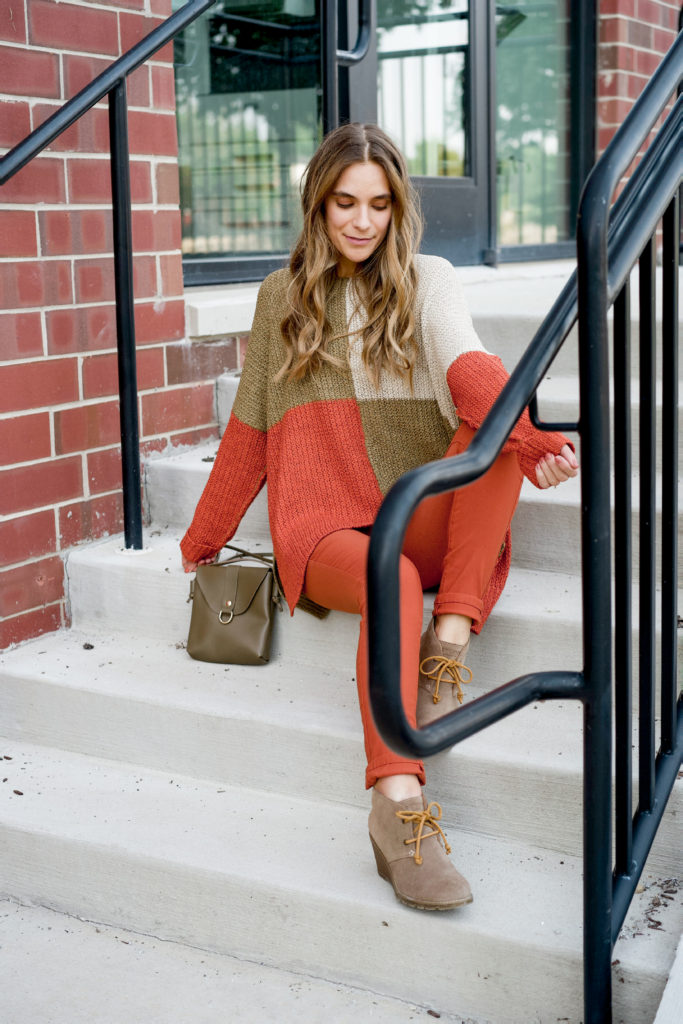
left=1, top=736, right=679, bottom=981
left=0, top=738, right=583, bottom=950
left=0, top=901, right=478, bottom=1024
left=2, top=625, right=680, bottom=873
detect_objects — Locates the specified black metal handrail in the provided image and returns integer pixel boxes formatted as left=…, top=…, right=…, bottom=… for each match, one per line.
left=367, top=30, right=682, bottom=1024
left=0, top=0, right=219, bottom=549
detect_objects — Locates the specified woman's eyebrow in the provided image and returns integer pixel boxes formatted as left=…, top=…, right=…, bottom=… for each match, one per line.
left=330, top=190, right=392, bottom=200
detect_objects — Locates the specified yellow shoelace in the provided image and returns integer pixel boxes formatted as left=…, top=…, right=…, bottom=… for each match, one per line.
left=419, top=655, right=473, bottom=705
left=397, top=801, right=451, bottom=866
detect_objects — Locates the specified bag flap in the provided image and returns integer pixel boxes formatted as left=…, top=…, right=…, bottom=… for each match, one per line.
left=194, top=564, right=270, bottom=616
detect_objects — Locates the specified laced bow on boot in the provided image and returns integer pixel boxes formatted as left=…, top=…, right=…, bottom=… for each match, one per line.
left=419, top=654, right=473, bottom=706
left=397, top=801, right=452, bottom=865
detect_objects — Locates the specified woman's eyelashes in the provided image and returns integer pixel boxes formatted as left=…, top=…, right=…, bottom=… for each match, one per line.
left=334, top=200, right=391, bottom=211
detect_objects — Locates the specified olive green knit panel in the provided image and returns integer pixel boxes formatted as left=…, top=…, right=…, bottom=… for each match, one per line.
left=357, top=398, right=456, bottom=495
left=232, top=269, right=290, bottom=432
left=264, top=275, right=356, bottom=430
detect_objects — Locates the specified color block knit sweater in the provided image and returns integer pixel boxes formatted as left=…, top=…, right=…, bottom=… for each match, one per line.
left=180, top=255, right=569, bottom=622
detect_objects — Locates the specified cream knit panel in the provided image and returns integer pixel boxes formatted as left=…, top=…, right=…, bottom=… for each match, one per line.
left=345, top=279, right=435, bottom=402
left=414, top=253, right=489, bottom=428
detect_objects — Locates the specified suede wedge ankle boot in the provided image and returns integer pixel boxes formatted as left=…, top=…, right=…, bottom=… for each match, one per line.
left=417, top=618, right=472, bottom=728
left=368, top=789, right=472, bottom=910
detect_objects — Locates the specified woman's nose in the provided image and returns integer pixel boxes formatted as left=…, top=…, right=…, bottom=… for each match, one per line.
left=353, top=205, right=371, bottom=230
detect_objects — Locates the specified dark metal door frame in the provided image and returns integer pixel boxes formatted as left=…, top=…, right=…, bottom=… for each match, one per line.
left=180, top=0, right=595, bottom=282
left=345, top=1, right=496, bottom=267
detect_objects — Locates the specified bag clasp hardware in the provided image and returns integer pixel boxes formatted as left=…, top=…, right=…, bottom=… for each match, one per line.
left=219, top=597, right=234, bottom=624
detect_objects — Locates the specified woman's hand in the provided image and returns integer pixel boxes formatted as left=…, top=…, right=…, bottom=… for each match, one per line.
left=182, top=554, right=217, bottom=573
left=535, top=443, right=579, bottom=489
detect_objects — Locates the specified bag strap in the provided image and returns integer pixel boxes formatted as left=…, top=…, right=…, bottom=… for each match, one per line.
left=214, top=543, right=283, bottom=609
left=217, top=543, right=274, bottom=569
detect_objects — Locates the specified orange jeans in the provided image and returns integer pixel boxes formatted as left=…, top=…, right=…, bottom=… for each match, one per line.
left=302, top=422, right=523, bottom=788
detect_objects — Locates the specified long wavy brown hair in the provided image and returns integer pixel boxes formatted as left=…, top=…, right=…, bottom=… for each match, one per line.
left=279, top=123, right=422, bottom=388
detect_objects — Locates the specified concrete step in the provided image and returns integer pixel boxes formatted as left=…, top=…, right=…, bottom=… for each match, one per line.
left=63, top=529, right=583, bottom=667
left=0, top=738, right=680, bottom=1024
left=534, top=373, right=683, bottom=476
left=0, top=900, right=484, bottom=1024
left=145, top=444, right=271, bottom=540
left=1, top=628, right=680, bottom=873
left=63, top=531, right=681, bottom=701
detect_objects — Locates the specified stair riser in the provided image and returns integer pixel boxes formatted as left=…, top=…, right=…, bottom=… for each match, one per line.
left=1, top=674, right=679, bottom=876
left=146, top=464, right=270, bottom=538
left=511, top=495, right=683, bottom=583
left=476, top=318, right=683, bottom=384
left=0, top=825, right=655, bottom=1024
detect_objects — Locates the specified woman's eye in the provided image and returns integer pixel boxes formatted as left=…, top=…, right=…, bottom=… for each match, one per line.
left=336, top=202, right=353, bottom=209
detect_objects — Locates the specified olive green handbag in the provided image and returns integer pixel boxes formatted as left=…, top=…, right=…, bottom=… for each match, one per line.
left=186, top=544, right=283, bottom=665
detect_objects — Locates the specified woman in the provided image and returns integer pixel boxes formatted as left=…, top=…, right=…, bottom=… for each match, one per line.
left=180, top=123, right=578, bottom=912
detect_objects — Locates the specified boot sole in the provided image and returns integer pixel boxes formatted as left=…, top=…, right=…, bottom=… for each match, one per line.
left=370, top=836, right=473, bottom=911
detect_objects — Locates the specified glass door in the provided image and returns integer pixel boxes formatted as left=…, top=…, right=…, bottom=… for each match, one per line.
left=173, top=2, right=584, bottom=280
left=174, top=1, right=322, bottom=284
left=369, top=0, right=495, bottom=265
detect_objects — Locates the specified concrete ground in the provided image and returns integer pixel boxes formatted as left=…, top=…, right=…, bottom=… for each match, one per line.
left=0, top=899, right=483, bottom=1024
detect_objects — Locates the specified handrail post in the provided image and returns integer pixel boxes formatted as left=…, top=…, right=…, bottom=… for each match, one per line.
left=109, top=80, right=143, bottom=550
left=575, top=166, right=616, bottom=1024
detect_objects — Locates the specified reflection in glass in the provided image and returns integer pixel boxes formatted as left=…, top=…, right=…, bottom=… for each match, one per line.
left=173, top=1, right=320, bottom=259
left=377, top=1, right=470, bottom=179
left=496, top=1, right=571, bottom=246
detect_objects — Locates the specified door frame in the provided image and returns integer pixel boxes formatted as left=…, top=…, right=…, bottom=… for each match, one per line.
left=344, top=1, right=497, bottom=267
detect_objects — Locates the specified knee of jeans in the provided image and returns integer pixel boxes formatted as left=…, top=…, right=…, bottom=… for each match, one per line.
left=358, top=554, right=422, bottom=621
left=398, top=554, right=424, bottom=613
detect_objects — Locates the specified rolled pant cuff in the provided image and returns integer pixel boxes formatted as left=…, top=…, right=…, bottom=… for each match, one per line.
left=366, top=759, right=426, bottom=790
left=433, top=591, right=483, bottom=623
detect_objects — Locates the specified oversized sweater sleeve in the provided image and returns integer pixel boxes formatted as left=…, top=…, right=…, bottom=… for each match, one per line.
left=417, top=255, right=572, bottom=486
left=179, top=276, right=274, bottom=563
left=446, top=350, right=571, bottom=485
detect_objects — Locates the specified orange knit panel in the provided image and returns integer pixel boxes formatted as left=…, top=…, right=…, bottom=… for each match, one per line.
left=446, top=350, right=572, bottom=483
left=180, top=412, right=266, bottom=563
left=267, top=398, right=385, bottom=609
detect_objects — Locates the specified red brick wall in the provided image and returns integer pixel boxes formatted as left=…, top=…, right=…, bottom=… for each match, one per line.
left=597, top=0, right=680, bottom=186
left=0, top=0, right=239, bottom=648
left=1, top=2, right=680, bottom=649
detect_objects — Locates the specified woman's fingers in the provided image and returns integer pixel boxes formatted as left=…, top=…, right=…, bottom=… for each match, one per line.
left=535, top=448, right=580, bottom=489
left=559, top=443, right=579, bottom=471
left=182, top=553, right=218, bottom=572
left=535, top=457, right=556, bottom=489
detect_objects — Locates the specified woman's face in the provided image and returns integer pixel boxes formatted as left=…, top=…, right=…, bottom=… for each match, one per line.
left=323, top=160, right=393, bottom=276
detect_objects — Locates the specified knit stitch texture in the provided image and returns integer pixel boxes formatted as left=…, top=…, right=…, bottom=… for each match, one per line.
left=181, top=255, right=569, bottom=617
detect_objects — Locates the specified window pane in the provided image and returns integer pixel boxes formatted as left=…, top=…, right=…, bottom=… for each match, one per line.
left=496, top=1, right=572, bottom=246
left=173, top=1, right=320, bottom=259
left=377, top=1, right=470, bottom=178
